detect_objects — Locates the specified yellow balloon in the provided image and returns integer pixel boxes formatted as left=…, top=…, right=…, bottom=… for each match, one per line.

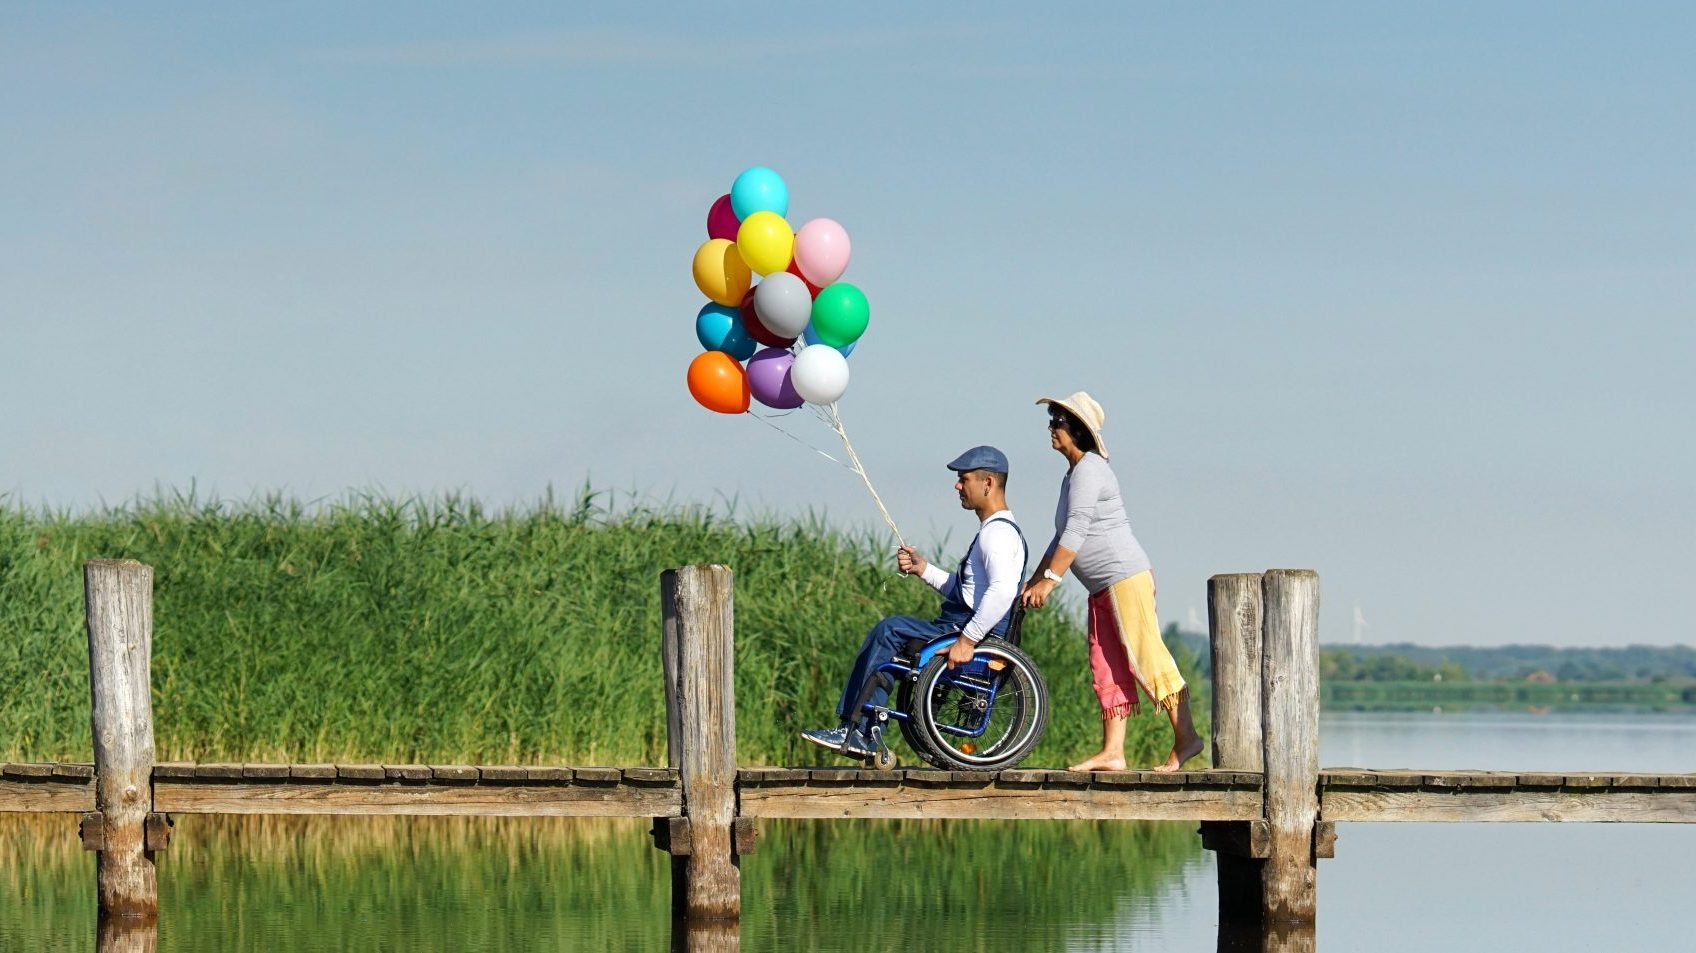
left=736, top=210, right=795, bottom=276
left=692, top=238, right=751, bottom=306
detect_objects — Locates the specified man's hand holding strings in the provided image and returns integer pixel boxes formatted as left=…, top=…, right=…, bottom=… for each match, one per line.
left=896, top=545, right=928, bottom=576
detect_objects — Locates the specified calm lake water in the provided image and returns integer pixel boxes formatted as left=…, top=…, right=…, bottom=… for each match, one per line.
left=3, top=710, right=1691, bottom=951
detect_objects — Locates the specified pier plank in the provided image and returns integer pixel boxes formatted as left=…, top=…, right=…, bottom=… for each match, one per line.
left=336, top=764, right=385, bottom=781
left=622, top=767, right=678, bottom=785
left=526, top=767, right=574, bottom=783
left=429, top=765, right=479, bottom=783
left=476, top=766, right=530, bottom=783
left=154, top=780, right=683, bottom=817
left=573, top=767, right=622, bottom=784
left=739, top=782, right=1262, bottom=821
left=1423, top=772, right=1518, bottom=789
left=0, top=778, right=94, bottom=812
left=193, top=764, right=244, bottom=780
left=1348, top=770, right=1424, bottom=788
left=241, top=764, right=291, bottom=780
left=737, top=768, right=808, bottom=784
left=805, top=769, right=863, bottom=784
left=3, top=763, right=55, bottom=779
left=995, top=769, right=1046, bottom=787
left=1320, top=789, right=1696, bottom=823
left=903, top=771, right=994, bottom=788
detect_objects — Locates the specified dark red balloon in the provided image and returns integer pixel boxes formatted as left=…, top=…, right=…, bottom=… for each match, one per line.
left=707, top=193, right=740, bottom=241
left=739, top=287, right=797, bottom=348
left=786, top=259, right=823, bottom=298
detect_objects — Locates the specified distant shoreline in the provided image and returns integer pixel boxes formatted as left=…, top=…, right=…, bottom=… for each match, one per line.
left=1321, top=679, right=1696, bottom=711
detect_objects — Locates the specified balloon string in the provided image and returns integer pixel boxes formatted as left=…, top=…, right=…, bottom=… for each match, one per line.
left=825, top=401, right=907, bottom=548
left=748, top=412, right=856, bottom=471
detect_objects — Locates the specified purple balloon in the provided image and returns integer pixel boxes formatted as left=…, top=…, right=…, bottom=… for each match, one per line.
left=746, top=347, right=804, bottom=410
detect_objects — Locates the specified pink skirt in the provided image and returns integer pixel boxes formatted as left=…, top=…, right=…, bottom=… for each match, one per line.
left=1086, top=571, right=1186, bottom=719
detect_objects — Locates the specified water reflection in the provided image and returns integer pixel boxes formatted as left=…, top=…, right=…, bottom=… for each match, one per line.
left=1216, top=920, right=1315, bottom=953
left=98, top=915, right=157, bottom=953
left=673, top=918, right=740, bottom=953
left=1, top=814, right=1203, bottom=952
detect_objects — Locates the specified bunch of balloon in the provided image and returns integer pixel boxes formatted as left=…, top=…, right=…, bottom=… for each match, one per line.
left=687, top=166, right=869, bottom=415
left=685, top=166, right=900, bottom=544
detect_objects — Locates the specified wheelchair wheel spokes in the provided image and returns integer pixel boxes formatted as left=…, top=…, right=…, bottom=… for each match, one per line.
left=913, top=641, right=1048, bottom=771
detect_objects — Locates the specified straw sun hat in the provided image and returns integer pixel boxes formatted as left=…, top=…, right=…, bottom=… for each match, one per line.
left=1035, top=391, right=1109, bottom=460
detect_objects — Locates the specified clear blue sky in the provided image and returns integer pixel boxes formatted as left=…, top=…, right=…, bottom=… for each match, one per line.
left=4, top=4, right=1692, bottom=648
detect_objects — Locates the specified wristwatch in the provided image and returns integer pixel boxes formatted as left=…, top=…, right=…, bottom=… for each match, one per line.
left=1043, top=569, right=1063, bottom=584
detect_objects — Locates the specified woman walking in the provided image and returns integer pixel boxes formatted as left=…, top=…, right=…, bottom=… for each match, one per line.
left=1020, top=391, right=1203, bottom=772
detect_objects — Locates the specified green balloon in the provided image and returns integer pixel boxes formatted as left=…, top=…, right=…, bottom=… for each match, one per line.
left=810, top=283, right=869, bottom=348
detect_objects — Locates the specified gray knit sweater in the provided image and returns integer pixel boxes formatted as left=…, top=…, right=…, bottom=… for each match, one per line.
left=1052, top=452, right=1151, bottom=595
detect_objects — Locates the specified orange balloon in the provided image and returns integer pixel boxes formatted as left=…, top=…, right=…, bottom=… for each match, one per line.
left=692, top=238, right=751, bottom=307
left=687, top=351, right=750, bottom=414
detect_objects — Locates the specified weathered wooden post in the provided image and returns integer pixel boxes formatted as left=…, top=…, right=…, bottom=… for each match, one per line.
left=1259, top=569, right=1320, bottom=923
left=1201, top=572, right=1265, bottom=926
left=660, top=566, right=741, bottom=922
left=84, top=559, right=158, bottom=920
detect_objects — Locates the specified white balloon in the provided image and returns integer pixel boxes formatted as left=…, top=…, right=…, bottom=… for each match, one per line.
left=790, top=344, right=851, bottom=405
left=752, top=272, right=813, bottom=337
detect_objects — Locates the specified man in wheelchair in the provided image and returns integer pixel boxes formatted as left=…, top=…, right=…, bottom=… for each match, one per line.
left=802, top=445, right=1028, bottom=759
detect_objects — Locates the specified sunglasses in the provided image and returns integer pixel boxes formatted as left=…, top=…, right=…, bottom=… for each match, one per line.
left=1047, top=416, right=1069, bottom=430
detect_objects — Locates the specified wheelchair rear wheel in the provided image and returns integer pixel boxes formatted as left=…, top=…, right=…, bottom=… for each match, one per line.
left=894, top=678, right=942, bottom=767
left=910, top=640, right=1048, bottom=771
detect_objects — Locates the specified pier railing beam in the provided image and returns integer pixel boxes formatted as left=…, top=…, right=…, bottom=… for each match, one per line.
left=661, top=566, right=740, bottom=922
left=1202, top=572, right=1266, bottom=926
left=1260, top=569, right=1320, bottom=923
left=85, top=559, right=158, bottom=921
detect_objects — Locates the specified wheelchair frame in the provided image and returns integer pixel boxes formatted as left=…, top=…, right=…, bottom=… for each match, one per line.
left=845, top=605, right=1036, bottom=769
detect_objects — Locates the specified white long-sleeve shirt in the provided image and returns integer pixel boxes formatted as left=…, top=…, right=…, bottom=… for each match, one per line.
left=918, top=510, right=1025, bottom=642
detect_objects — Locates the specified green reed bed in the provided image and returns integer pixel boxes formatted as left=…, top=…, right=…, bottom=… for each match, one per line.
left=0, top=490, right=1206, bottom=766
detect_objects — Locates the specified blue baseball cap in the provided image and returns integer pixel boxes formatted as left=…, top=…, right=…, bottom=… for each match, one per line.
left=946, top=445, right=1010, bottom=473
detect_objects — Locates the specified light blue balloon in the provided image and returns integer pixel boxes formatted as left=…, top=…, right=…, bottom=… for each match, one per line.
left=803, top=322, right=857, bottom=358
left=730, top=166, right=789, bottom=220
left=696, top=303, right=756, bottom=361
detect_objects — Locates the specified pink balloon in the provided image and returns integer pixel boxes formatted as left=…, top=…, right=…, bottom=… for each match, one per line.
left=746, top=347, right=804, bottom=409
left=707, top=194, right=740, bottom=241
left=793, top=218, right=852, bottom=286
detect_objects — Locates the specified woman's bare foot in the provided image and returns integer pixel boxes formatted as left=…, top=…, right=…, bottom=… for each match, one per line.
left=1153, top=732, right=1205, bottom=773
left=1068, top=752, right=1127, bottom=772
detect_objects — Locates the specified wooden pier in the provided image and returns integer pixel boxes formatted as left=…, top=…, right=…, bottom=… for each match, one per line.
left=5, top=561, right=1693, bottom=942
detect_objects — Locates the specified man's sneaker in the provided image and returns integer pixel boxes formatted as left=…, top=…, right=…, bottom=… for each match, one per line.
left=800, top=726, right=874, bottom=757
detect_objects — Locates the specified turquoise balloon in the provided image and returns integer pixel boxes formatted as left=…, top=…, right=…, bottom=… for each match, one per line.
left=803, top=323, right=857, bottom=358
left=730, top=166, right=789, bottom=220
left=809, top=283, right=869, bottom=348
left=696, top=303, right=756, bottom=361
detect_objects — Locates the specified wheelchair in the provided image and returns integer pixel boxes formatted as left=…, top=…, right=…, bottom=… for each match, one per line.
left=845, top=605, right=1049, bottom=771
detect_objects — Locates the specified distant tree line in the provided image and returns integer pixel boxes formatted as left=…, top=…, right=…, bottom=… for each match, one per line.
left=1162, top=625, right=1695, bottom=684
left=1319, top=651, right=1467, bottom=683
left=1330, top=643, right=1696, bottom=683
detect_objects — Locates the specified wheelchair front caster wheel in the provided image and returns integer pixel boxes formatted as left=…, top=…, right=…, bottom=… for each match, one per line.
left=868, top=747, right=897, bottom=770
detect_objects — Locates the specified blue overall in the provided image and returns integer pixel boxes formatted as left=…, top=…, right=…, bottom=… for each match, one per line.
left=835, top=517, right=1028, bottom=723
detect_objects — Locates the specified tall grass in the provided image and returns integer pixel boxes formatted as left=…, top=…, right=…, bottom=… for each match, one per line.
left=0, top=489, right=1206, bottom=766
